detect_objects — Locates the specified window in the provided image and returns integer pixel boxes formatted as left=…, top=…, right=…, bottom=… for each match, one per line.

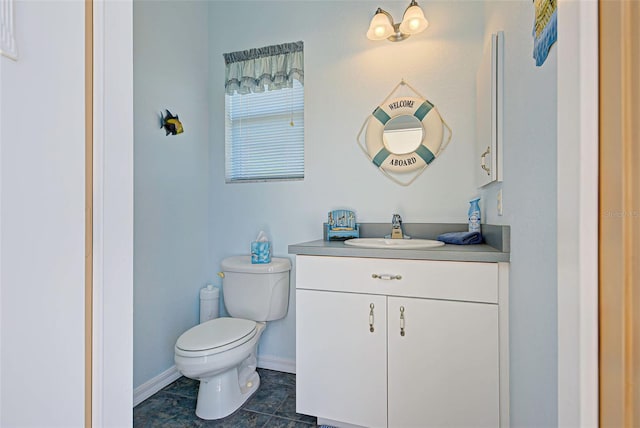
left=223, top=42, right=304, bottom=183
left=225, top=80, right=304, bottom=182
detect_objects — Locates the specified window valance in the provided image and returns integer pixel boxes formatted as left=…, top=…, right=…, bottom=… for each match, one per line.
left=223, top=41, right=304, bottom=95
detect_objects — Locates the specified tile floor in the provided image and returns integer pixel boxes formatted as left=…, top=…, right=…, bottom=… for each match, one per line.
left=134, top=368, right=318, bottom=427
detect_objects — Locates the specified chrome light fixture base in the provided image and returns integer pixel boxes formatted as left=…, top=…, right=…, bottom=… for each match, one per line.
left=388, top=23, right=411, bottom=42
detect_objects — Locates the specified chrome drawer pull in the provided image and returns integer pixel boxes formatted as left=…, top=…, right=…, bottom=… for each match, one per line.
left=371, top=273, right=402, bottom=280
left=400, top=306, right=406, bottom=336
left=369, top=303, right=375, bottom=333
left=481, top=145, right=491, bottom=175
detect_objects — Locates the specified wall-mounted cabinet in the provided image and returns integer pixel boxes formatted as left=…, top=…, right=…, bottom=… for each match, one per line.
left=476, top=31, right=504, bottom=187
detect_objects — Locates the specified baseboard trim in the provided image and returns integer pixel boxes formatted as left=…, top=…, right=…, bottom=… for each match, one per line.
left=257, top=354, right=296, bottom=374
left=133, top=356, right=294, bottom=407
left=133, top=365, right=181, bottom=407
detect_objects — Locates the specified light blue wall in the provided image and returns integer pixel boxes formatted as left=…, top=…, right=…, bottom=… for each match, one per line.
left=479, top=2, right=558, bottom=426
left=207, top=1, right=485, bottom=366
left=133, top=0, right=211, bottom=388
left=134, top=2, right=559, bottom=426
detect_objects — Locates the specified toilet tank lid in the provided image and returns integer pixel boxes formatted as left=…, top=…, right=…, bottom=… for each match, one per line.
left=221, top=256, right=291, bottom=273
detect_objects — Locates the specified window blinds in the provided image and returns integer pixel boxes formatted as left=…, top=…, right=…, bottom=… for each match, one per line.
left=225, top=79, right=304, bottom=182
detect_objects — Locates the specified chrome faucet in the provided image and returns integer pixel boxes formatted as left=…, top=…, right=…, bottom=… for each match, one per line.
left=391, top=214, right=405, bottom=239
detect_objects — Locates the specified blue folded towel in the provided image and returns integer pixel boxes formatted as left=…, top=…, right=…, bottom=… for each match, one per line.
left=437, top=231, right=483, bottom=245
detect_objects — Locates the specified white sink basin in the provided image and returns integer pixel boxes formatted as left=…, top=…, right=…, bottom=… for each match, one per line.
left=343, top=238, right=445, bottom=249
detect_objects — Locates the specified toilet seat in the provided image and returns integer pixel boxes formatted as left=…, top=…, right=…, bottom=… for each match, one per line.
left=175, top=318, right=257, bottom=358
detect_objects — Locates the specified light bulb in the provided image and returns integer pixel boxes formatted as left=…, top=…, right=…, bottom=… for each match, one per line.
left=374, top=26, right=386, bottom=38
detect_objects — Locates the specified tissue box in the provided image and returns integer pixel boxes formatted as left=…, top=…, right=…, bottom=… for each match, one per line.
left=251, top=241, right=271, bottom=264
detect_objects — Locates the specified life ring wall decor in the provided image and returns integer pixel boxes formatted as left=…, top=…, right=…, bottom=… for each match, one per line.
left=366, top=96, right=443, bottom=173
left=357, top=80, right=452, bottom=186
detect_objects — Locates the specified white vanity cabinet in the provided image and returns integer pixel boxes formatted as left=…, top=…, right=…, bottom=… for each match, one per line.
left=295, top=255, right=509, bottom=428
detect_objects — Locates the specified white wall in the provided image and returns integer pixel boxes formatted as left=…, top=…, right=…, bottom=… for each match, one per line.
left=207, top=0, right=484, bottom=367
left=133, top=0, right=211, bottom=388
left=479, top=2, right=558, bottom=426
left=0, top=0, right=86, bottom=425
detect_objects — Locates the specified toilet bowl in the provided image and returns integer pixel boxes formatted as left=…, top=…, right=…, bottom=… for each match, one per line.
left=174, top=256, right=291, bottom=420
left=175, top=318, right=266, bottom=420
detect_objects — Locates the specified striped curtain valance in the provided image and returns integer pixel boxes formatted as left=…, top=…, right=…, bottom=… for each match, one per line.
left=223, top=41, right=304, bottom=95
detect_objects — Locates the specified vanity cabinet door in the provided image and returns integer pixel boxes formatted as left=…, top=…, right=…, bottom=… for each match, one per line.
left=387, top=297, right=500, bottom=428
left=296, top=290, right=388, bottom=428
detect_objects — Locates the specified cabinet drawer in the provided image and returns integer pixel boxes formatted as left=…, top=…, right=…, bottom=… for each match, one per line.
left=295, top=255, right=498, bottom=304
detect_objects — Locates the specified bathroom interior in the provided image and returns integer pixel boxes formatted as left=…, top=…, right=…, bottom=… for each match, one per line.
left=133, top=0, right=557, bottom=426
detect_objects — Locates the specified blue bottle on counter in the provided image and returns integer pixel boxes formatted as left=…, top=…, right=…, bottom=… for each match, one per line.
left=468, top=197, right=481, bottom=233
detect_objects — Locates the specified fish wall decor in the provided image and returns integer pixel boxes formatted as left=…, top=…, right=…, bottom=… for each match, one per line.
left=160, top=109, right=184, bottom=136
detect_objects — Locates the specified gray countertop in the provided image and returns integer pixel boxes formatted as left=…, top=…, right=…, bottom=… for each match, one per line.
left=288, top=223, right=510, bottom=263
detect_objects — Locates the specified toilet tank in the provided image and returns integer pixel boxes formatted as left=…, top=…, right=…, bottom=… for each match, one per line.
left=220, top=256, right=291, bottom=321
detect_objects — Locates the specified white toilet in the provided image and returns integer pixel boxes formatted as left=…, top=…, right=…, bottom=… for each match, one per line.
left=174, top=256, right=291, bottom=420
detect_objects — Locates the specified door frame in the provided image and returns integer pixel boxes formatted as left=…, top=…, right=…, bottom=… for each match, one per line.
left=557, top=1, right=599, bottom=427
left=90, top=0, right=134, bottom=426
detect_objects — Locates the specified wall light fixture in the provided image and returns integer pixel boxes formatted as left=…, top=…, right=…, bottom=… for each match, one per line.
left=366, top=0, right=429, bottom=42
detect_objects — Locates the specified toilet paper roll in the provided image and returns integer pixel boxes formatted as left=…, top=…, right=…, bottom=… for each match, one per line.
left=199, top=285, right=220, bottom=324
